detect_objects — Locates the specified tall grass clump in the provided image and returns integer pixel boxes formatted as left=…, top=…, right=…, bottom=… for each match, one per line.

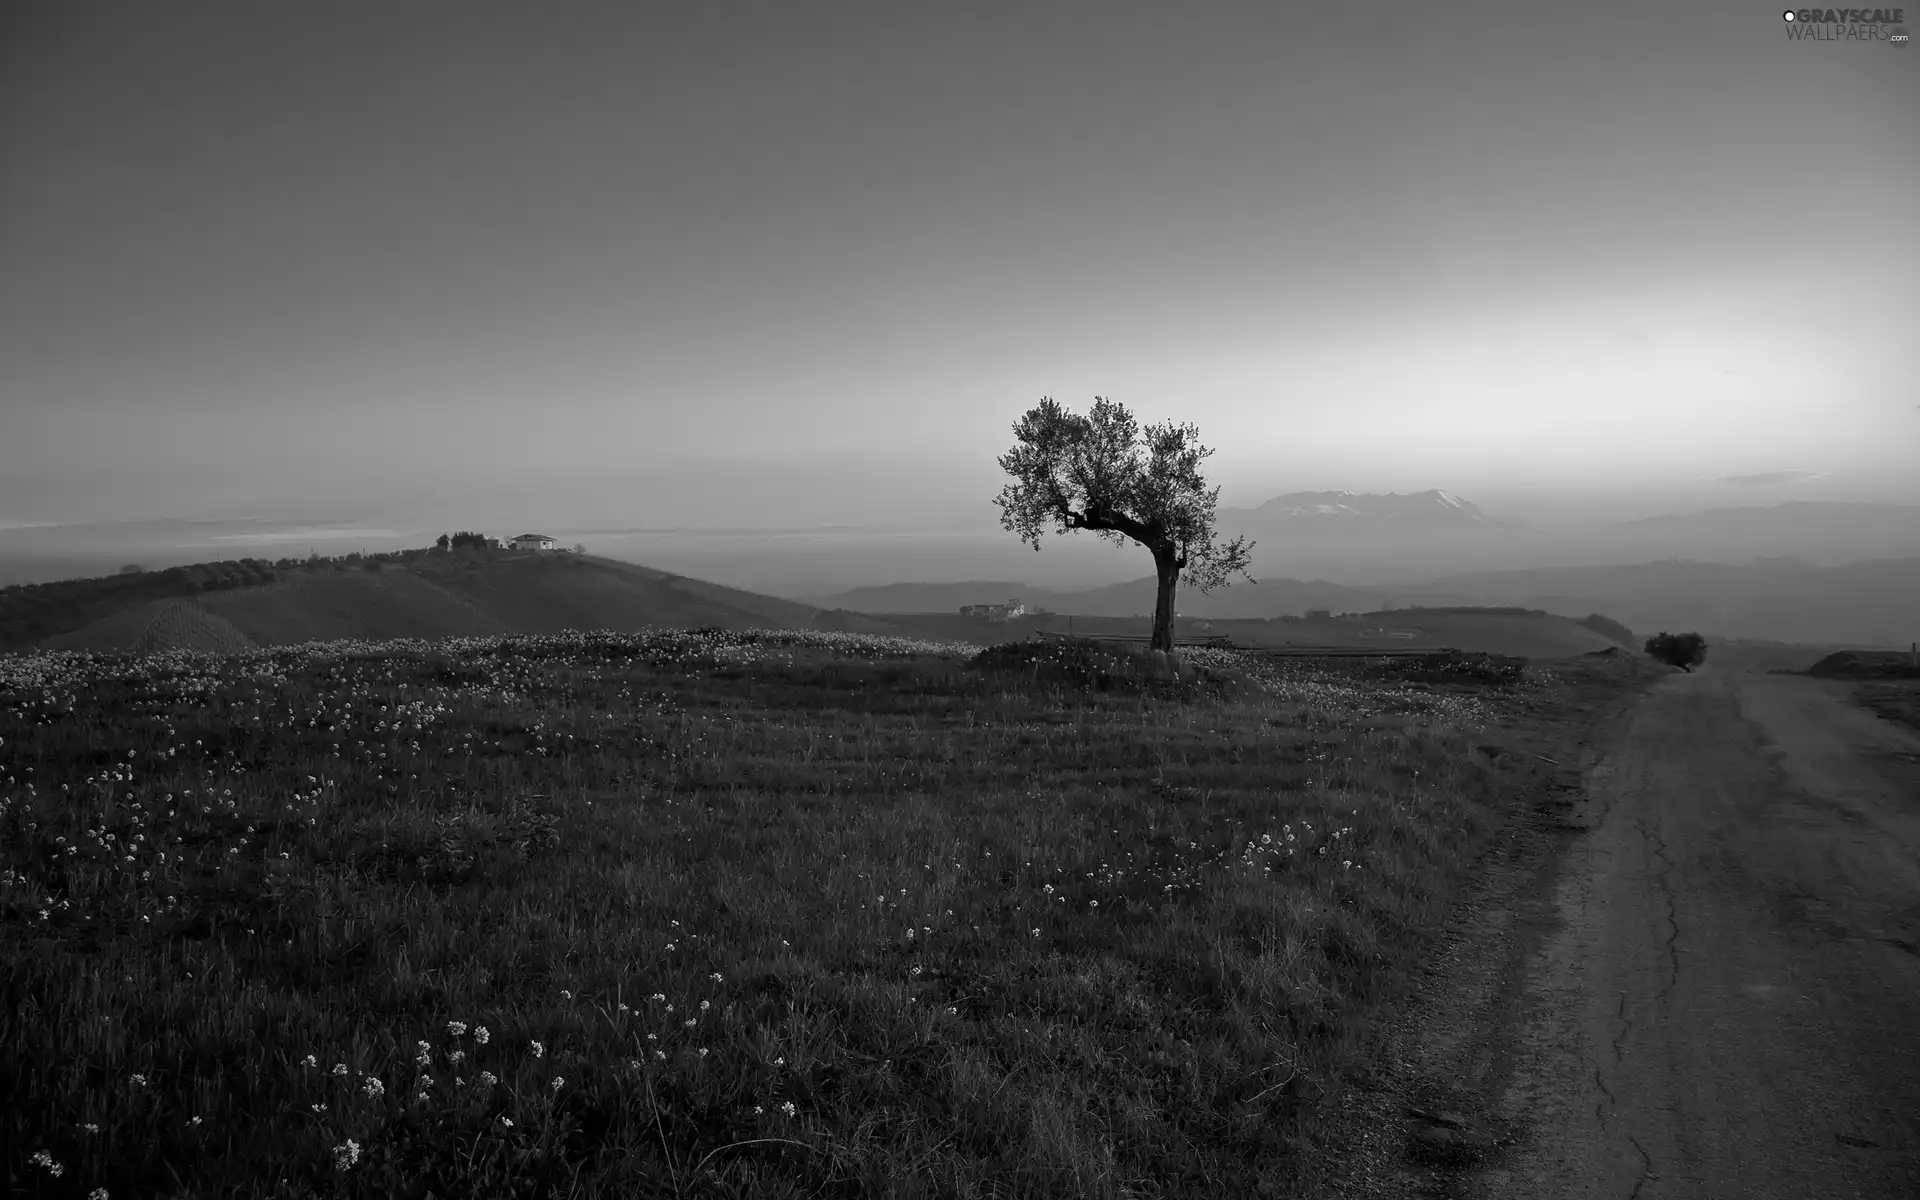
left=3, top=627, right=1575, bottom=1198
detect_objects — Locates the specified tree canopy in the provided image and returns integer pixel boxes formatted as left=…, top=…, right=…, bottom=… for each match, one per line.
left=1644, top=630, right=1708, bottom=673
left=993, top=397, right=1254, bottom=655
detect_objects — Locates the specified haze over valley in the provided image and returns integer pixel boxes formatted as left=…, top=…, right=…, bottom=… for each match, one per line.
left=3, top=0, right=1915, bottom=641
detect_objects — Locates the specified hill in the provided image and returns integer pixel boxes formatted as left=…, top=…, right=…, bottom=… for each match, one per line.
left=1391, top=557, right=1920, bottom=646
left=10, top=548, right=909, bottom=656
left=0, top=615, right=1664, bottom=1196
left=812, top=576, right=1437, bottom=620
left=1595, top=501, right=1920, bottom=562
left=847, top=606, right=1622, bottom=660
left=1805, top=650, right=1920, bottom=681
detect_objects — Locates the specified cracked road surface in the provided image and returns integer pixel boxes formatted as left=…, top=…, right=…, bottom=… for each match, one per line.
left=1478, top=669, right=1920, bottom=1198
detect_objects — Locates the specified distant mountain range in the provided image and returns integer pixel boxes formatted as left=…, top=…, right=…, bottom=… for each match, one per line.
left=1594, top=500, right=1920, bottom=550
left=1218, top=489, right=1520, bottom=530
left=799, top=492, right=1920, bottom=646
left=1203, top=492, right=1920, bottom=578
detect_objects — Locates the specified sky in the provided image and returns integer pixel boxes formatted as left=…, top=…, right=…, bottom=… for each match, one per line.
left=2, top=1, right=1916, bottom=588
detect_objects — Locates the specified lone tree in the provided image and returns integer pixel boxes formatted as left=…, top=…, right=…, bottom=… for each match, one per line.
left=994, top=396, right=1255, bottom=656
left=1644, top=630, right=1708, bottom=672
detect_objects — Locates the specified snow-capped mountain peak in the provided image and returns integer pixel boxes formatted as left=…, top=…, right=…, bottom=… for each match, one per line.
left=1232, top=489, right=1495, bottom=524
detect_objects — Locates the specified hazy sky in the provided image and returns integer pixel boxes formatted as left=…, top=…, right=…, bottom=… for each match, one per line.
left=4, top=0, right=1917, bottom=538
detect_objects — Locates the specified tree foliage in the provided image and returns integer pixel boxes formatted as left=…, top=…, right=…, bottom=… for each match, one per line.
left=993, top=396, right=1255, bottom=654
left=1644, top=630, right=1708, bottom=672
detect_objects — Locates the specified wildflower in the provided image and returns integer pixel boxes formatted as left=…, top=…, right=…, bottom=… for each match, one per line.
left=699, top=1000, right=710, bottom=1011
left=447, top=1021, right=467, bottom=1036
left=530, top=1040, right=545, bottom=1058
left=560, top=989, right=573, bottom=1000
left=362, top=1075, right=384, bottom=1099
left=780, top=1100, right=797, bottom=1118
left=1031, top=928, right=1040, bottom=938
left=83, top=1123, right=99, bottom=1134
left=311, top=1102, right=327, bottom=1113
left=618, top=1003, right=631, bottom=1013
left=650, top=993, right=666, bottom=1003
left=332, top=1139, right=361, bottom=1170
left=473, top=1025, right=489, bottom=1045
left=90, top=1190, right=110, bottom=1200
left=300, top=1055, right=317, bottom=1070
left=415, top=1041, right=432, bottom=1066
left=551, top=1075, right=565, bottom=1090
left=448, top=1049, right=466, bottom=1065
left=499, top=1115, right=514, bottom=1127
left=479, top=1070, right=498, bottom=1087
left=188, top=1115, right=203, bottom=1127
left=710, top=972, right=723, bottom=983
left=697, top=1048, right=708, bottom=1058
left=130, top=1073, right=148, bottom=1087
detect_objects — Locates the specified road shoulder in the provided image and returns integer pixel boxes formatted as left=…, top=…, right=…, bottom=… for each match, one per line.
left=1298, top=657, right=1664, bottom=1200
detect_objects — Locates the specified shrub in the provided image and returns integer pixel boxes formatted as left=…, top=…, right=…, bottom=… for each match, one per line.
left=1644, top=631, right=1707, bottom=673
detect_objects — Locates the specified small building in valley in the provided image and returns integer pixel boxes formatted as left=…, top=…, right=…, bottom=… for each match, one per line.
left=509, top=534, right=558, bottom=552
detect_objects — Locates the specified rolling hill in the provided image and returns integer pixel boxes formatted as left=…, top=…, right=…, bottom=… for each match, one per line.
left=7, top=546, right=1641, bottom=662
left=12, top=549, right=910, bottom=657
left=813, top=554, right=1920, bottom=648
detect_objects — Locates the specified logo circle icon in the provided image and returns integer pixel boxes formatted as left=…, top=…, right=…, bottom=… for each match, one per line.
left=1783, top=9, right=1796, bottom=19
left=1889, top=25, right=1909, bottom=45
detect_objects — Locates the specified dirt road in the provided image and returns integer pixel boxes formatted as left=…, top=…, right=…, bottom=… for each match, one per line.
left=1482, top=669, right=1920, bottom=1197
left=1311, top=664, right=1920, bottom=1199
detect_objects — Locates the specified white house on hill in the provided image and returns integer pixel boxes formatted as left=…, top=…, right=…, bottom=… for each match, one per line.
left=960, top=598, right=1028, bottom=622
left=510, top=534, right=558, bottom=551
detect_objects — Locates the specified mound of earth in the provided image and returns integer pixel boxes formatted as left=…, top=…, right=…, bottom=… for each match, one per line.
left=1805, top=651, right=1920, bottom=680
left=131, top=600, right=259, bottom=656
left=969, top=638, right=1240, bottom=695
left=1584, top=646, right=1626, bottom=658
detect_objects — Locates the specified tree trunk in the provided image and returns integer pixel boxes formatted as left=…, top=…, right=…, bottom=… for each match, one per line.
left=1151, top=550, right=1179, bottom=654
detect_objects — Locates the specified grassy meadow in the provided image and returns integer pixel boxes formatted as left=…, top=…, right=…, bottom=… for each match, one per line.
left=1, top=627, right=1644, bottom=1198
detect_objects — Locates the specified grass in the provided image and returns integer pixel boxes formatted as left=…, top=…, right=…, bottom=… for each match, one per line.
left=1852, top=681, right=1920, bottom=735
left=2, top=627, right=1611, bottom=1198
